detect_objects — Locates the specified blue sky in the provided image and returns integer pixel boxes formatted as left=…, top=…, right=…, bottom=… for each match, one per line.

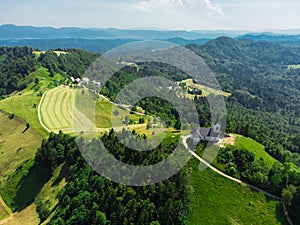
left=1, top=0, right=300, bottom=30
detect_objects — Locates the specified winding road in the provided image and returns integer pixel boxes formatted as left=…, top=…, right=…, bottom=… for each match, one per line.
left=37, top=91, right=51, bottom=133
left=181, top=135, right=294, bottom=225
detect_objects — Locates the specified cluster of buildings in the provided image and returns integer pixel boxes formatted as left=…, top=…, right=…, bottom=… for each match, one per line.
left=70, top=77, right=101, bottom=89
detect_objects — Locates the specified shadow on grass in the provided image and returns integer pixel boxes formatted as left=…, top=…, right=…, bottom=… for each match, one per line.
left=13, top=165, right=49, bottom=212
left=52, top=163, right=69, bottom=187
left=22, top=127, right=29, bottom=133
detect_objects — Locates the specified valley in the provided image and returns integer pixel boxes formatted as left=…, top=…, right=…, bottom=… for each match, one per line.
left=0, top=35, right=299, bottom=224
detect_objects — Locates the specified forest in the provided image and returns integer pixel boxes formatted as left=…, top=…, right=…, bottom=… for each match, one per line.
left=34, top=131, right=188, bottom=225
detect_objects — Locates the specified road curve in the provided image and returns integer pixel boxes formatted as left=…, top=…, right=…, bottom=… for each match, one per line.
left=181, top=135, right=294, bottom=225
left=38, top=91, right=51, bottom=133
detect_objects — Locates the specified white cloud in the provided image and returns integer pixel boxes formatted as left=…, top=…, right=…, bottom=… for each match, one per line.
left=203, top=0, right=224, bottom=15
left=133, top=0, right=184, bottom=12
left=133, top=0, right=224, bottom=15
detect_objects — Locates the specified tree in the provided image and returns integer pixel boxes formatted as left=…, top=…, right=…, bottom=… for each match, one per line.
left=113, top=110, right=119, bottom=116
left=124, top=115, right=129, bottom=125
left=233, top=149, right=255, bottom=172
left=289, top=187, right=300, bottom=224
left=139, top=117, right=145, bottom=124
left=93, top=211, right=107, bottom=225
left=8, top=113, right=14, bottom=119
left=147, top=122, right=151, bottom=130
left=174, top=119, right=181, bottom=130
left=282, top=185, right=296, bottom=207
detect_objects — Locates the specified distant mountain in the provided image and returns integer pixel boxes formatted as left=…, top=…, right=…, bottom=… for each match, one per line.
left=238, top=34, right=300, bottom=45
left=163, top=37, right=210, bottom=45
left=1, top=24, right=300, bottom=54
left=0, top=24, right=218, bottom=40
left=0, top=24, right=112, bottom=39
left=0, top=38, right=138, bottom=54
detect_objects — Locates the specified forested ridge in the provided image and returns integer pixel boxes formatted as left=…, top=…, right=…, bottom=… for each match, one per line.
left=0, top=46, right=98, bottom=97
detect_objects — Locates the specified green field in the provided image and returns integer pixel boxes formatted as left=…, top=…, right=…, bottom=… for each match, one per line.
left=0, top=112, right=43, bottom=185
left=287, top=64, right=300, bottom=69
left=36, top=163, right=68, bottom=225
left=0, top=111, right=43, bottom=224
left=0, top=196, right=10, bottom=221
left=178, top=78, right=231, bottom=98
left=187, top=158, right=288, bottom=225
left=0, top=67, right=65, bottom=138
left=228, top=134, right=278, bottom=168
left=23, top=67, right=63, bottom=92
left=0, top=92, right=48, bottom=138
left=40, top=86, right=76, bottom=133
left=40, top=86, right=150, bottom=135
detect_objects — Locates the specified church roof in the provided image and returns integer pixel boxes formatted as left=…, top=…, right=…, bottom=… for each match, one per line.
left=191, top=127, right=219, bottom=138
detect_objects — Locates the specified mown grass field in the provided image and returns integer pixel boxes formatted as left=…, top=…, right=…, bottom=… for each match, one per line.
left=0, top=196, right=10, bottom=221
left=0, top=112, right=43, bottom=185
left=178, top=78, right=231, bottom=98
left=187, top=158, right=288, bottom=225
left=40, top=86, right=76, bottom=133
left=228, top=134, right=278, bottom=168
left=41, top=86, right=151, bottom=136
left=0, top=112, right=43, bottom=225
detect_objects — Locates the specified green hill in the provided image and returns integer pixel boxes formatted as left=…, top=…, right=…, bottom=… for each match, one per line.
left=0, top=111, right=43, bottom=224
left=187, top=158, right=288, bottom=225
left=225, top=134, right=279, bottom=168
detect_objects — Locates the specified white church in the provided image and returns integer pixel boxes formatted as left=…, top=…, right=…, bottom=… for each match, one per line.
left=190, top=123, right=221, bottom=145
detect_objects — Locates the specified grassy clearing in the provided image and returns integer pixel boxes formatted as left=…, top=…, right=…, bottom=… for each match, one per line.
left=287, top=64, right=300, bottom=69
left=0, top=112, right=43, bottom=185
left=35, top=163, right=68, bottom=224
left=228, top=134, right=278, bottom=168
left=0, top=112, right=42, bottom=224
left=23, top=67, right=63, bottom=92
left=0, top=92, right=48, bottom=138
left=187, top=157, right=288, bottom=225
left=178, top=78, right=231, bottom=97
left=33, top=51, right=68, bottom=57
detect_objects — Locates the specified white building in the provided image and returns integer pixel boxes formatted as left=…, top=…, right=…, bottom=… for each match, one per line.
left=92, top=80, right=101, bottom=88
left=191, top=123, right=221, bottom=145
left=82, top=77, right=90, bottom=85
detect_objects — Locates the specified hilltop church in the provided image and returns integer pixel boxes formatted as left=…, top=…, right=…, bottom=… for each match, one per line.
left=190, top=123, right=221, bottom=145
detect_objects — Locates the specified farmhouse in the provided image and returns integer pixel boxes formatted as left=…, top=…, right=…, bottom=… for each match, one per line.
left=82, top=77, right=90, bottom=85
left=191, top=123, right=221, bottom=145
left=92, top=80, right=101, bottom=88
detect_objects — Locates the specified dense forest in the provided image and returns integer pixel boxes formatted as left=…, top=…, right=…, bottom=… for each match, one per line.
left=34, top=131, right=188, bottom=225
